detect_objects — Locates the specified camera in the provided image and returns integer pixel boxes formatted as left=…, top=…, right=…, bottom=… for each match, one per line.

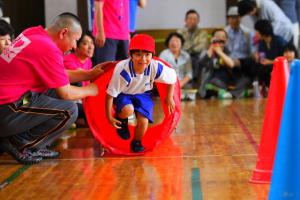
left=212, top=39, right=225, bottom=44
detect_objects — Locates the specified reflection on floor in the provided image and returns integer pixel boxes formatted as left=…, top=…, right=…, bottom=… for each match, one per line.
left=0, top=99, right=270, bottom=200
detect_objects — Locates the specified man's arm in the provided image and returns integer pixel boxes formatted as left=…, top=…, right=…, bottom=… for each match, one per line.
left=67, top=62, right=109, bottom=83
left=94, top=1, right=105, bottom=47
left=55, top=83, right=98, bottom=100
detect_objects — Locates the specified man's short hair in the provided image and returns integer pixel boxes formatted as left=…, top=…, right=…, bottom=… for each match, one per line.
left=185, top=9, right=200, bottom=19
left=211, top=28, right=228, bottom=39
left=237, top=0, right=256, bottom=16
left=50, top=12, right=82, bottom=32
left=254, top=19, right=273, bottom=36
left=0, top=19, right=14, bottom=38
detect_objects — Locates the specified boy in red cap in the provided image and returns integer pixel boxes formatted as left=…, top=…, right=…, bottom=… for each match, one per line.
left=105, top=34, right=177, bottom=152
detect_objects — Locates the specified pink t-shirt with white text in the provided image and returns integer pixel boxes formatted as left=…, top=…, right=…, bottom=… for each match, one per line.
left=64, top=53, right=92, bottom=86
left=0, top=26, right=69, bottom=105
left=93, top=0, right=129, bottom=40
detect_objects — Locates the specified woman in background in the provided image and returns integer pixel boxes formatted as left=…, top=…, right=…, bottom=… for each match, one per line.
left=159, top=32, right=193, bottom=100
left=64, top=31, right=100, bottom=127
left=0, top=19, right=14, bottom=54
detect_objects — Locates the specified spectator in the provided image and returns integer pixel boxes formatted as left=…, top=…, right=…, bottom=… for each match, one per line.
left=177, top=9, right=208, bottom=85
left=272, top=0, right=299, bottom=47
left=159, top=32, right=192, bottom=88
left=0, top=19, right=14, bottom=54
left=93, top=0, right=130, bottom=64
left=238, top=0, right=294, bottom=44
left=254, top=19, right=287, bottom=91
left=159, top=32, right=194, bottom=100
left=198, top=29, right=236, bottom=99
left=283, top=43, right=298, bottom=66
left=64, top=31, right=100, bottom=127
left=225, top=6, right=255, bottom=91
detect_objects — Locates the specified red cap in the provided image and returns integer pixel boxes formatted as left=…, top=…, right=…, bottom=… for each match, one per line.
left=129, top=34, right=155, bottom=54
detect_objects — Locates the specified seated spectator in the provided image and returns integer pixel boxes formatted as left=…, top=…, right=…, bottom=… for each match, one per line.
left=283, top=43, right=298, bottom=66
left=225, top=6, right=256, bottom=83
left=254, top=19, right=287, bottom=92
left=0, top=19, right=14, bottom=54
left=159, top=32, right=194, bottom=100
left=198, top=29, right=236, bottom=99
left=64, top=31, right=97, bottom=127
left=177, top=9, right=208, bottom=85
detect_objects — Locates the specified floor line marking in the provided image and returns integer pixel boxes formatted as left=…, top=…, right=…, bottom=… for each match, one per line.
left=231, top=109, right=259, bottom=152
left=0, top=165, right=31, bottom=190
left=0, top=153, right=257, bottom=162
left=191, top=160, right=203, bottom=200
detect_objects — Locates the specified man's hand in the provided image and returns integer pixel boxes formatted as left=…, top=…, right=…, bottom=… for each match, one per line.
left=95, top=31, right=106, bottom=47
left=260, top=58, right=273, bottom=66
left=86, top=83, right=99, bottom=96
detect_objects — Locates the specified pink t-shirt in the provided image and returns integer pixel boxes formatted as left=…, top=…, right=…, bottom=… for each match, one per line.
left=93, top=0, right=129, bottom=40
left=64, top=53, right=92, bottom=86
left=0, top=26, right=69, bottom=105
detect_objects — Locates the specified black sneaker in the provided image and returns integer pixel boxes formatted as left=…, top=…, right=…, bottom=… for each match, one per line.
left=0, top=138, right=43, bottom=164
left=130, top=140, right=145, bottom=153
left=24, top=148, right=60, bottom=159
left=115, top=117, right=130, bottom=140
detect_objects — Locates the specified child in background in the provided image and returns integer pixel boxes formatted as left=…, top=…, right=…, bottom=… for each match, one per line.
left=105, top=34, right=177, bottom=153
left=283, top=43, right=298, bottom=66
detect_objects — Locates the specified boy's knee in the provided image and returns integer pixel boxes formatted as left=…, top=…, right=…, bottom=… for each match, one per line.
left=120, top=104, right=134, bottom=117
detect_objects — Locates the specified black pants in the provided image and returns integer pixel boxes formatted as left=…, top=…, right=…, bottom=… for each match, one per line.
left=93, top=38, right=129, bottom=64
left=0, top=90, right=78, bottom=150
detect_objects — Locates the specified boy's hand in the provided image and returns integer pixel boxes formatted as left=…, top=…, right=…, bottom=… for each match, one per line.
left=108, top=117, right=122, bottom=129
left=165, top=97, right=175, bottom=114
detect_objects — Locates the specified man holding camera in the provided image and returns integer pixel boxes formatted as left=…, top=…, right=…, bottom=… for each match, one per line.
left=198, top=29, right=244, bottom=99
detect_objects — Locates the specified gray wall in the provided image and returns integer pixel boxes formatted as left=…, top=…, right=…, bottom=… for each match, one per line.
left=136, top=0, right=226, bottom=30
left=44, top=0, right=226, bottom=30
left=45, top=0, right=77, bottom=26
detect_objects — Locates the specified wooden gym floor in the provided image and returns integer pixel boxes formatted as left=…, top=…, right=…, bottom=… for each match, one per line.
left=0, top=99, right=270, bottom=200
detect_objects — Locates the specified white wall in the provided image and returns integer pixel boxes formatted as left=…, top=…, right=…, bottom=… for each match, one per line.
left=136, top=0, right=226, bottom=30
left=44, top=0, right=77, bottom=26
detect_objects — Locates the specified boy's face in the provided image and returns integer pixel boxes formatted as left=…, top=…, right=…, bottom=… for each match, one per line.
left=131, top=50, right=153, bottom=71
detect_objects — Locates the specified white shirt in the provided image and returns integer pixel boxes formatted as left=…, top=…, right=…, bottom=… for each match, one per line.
left=107, top=58, right=177, bottom=97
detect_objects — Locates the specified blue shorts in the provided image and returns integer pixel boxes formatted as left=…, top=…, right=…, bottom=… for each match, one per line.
left=114, top=92, right=154, bottom=123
